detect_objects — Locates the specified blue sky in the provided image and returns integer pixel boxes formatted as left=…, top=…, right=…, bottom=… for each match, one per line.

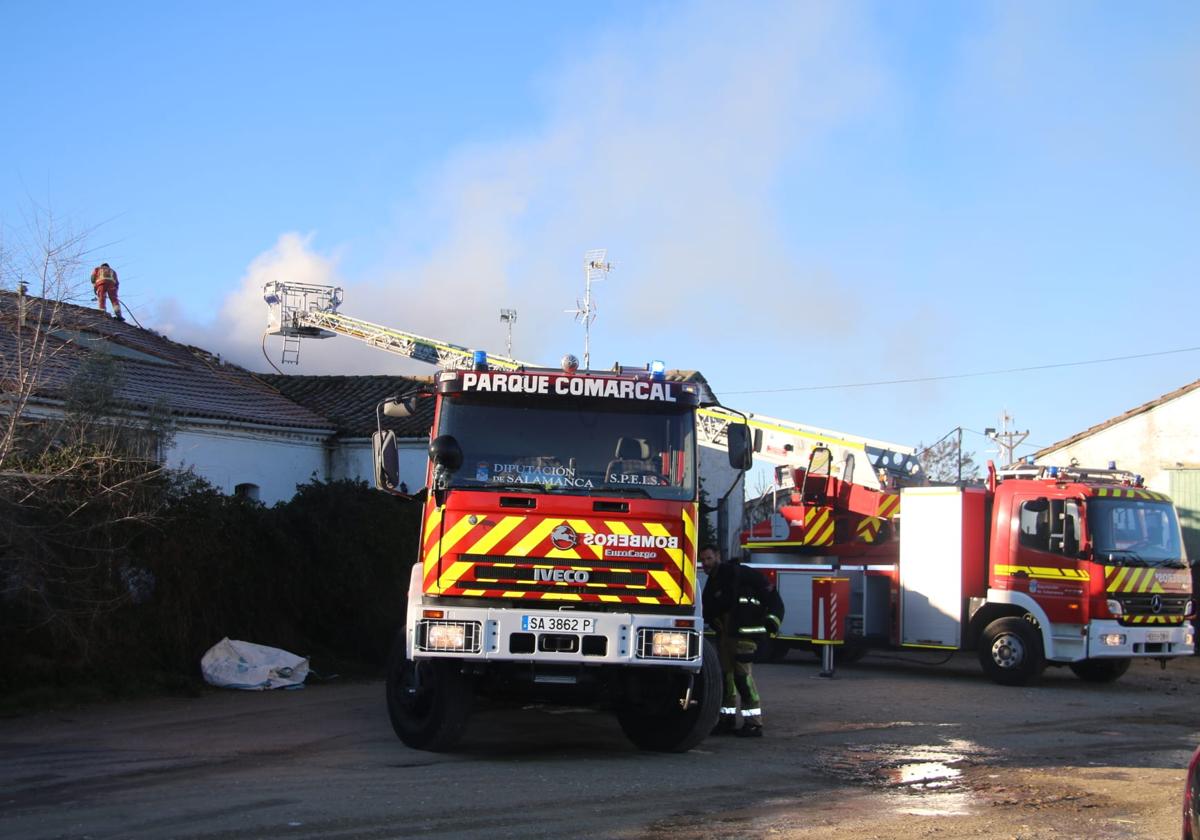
left=3, top=1, right=1199, bottom=466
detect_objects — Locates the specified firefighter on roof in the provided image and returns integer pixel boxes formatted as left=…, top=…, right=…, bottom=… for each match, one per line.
left=701, top=544, right=784, bottom=737
left=91, top=262, right=123, bottom=321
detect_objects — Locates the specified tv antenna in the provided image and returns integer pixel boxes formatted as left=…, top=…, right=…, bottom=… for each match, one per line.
left=499, top=308, right=518, bottom=357
left=566, top=249, right=612, bottom=370
left=985, top=409, right=1030, bottom=466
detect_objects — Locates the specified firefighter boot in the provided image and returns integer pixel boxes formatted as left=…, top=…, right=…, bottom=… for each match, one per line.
left=710, top=714, right=737, bottom=736
left=737, top=717, right=763, bottom=738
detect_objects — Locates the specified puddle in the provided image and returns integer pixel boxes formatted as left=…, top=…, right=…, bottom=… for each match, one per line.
left=817, top=737, right=992, bottom=817
left=885, top=790, right=973, bottom=817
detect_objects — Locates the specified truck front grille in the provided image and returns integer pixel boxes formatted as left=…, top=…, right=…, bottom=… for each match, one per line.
left=1118, top=594, right=1189, bottom=617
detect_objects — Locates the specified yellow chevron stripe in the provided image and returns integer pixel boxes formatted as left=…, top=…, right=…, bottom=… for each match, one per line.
left=466, top=515, right=525, bottom=556
left=436, top=559, right=475, bottom=591
left=1137, top=570, right=1154, bottom=593
left=430, top=516, right=480, bottom=561
left=510, top=518, right=562, bottom=556
left=682, top=505, right=698, bottom=605
left=606, top=520, right=635, bottom=536
left=644, top=521, right=683, bottom=570
left=878, top=495, right=900, bottom=518
left=683, top=504, right=697, bottom=546
left=804, top=509, right=831, bottom=544
left=1108, top=567, right=1129, bottom=592
left=649, top=569, right=680, bottom=599
left=424, top=506, right=444, bottom=542
left=568, top=519, right=604, bottom=560
left=811, top=519, right=836, bottom=545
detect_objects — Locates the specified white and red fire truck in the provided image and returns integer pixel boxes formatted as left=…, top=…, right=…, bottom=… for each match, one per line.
left=373, top=357, right=752, bottom=750
left=262, top=279, right=758, bottom=751
left=742, top=448, right=1195, bottom=684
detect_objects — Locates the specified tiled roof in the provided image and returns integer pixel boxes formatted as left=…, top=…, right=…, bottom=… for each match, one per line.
left=0, top=292, right=334, bottom=431
left=260, top=374, right=435, bottom=437
left=1034, top=377, right=1200, bottom=457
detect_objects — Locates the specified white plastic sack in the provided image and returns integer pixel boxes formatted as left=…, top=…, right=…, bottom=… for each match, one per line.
left=200, top=637, right=309, bottom=690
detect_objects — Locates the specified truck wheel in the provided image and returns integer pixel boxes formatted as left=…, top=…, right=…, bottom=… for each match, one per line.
left=385, top=635, right=473, bottom=751
left=1069, top=658, right=1131, bottom=683
left=978, top=616, right=1044, bottom=686
left=616, top=639, right=721, bottom=752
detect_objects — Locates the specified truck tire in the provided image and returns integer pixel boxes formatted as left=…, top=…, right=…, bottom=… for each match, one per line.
left=978, top=616, right=1044, bottom=686
left=1069, top=658, right=1131, bottom=683
left=385, top=635, right=473, bottom=752
left=616, top=639, right=721, bottom=752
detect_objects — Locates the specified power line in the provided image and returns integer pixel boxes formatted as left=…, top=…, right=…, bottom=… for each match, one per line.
left=720, top=345, right=1200, bottom=395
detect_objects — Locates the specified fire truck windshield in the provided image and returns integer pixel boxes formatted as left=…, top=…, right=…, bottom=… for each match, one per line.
left=437, top=391, right=695, bottom=500
left=1088, top=498, right=1187, bottom=567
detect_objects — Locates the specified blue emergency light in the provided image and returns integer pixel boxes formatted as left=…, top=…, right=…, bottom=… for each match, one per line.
left=472, top=350, right=488, bottom=371
left=1048, top=466, right=1059, bottom=478
left=649, top=360, right=666, bottom=380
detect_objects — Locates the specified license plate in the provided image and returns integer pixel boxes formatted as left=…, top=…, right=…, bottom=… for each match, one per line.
left=522, top=615, right=596, bottom=633
left=1146, top=631, right=1168, bottom=642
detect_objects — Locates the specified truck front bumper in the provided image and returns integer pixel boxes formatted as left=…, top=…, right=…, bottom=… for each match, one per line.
left=1087, top=619, right=1194, bottom=658
left=407, top=605, right=704, bottom=669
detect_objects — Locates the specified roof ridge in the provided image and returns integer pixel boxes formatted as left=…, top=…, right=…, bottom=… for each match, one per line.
left=1035, top=377, right=1200, bottom=456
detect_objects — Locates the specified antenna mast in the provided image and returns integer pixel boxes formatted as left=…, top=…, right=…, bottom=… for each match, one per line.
left=499, top=308, right=518, bottom=357
left=566, top=249, right=612, bottom=370
left=985, top=409, right=1030, bottom=466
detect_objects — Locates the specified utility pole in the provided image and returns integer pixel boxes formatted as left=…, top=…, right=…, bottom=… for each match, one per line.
left=499, top=308, right=517, bottom=357
left=957, top=426, right=963, bottom=485
left=985, top=410, right=1029, bottom=466
left=565, top=249, right=612, bottom=370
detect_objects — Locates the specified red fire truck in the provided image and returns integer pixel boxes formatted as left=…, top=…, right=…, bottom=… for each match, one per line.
left=742, top=449, right=1195, bottom=684
left=374, top=357, right=751, bottom=750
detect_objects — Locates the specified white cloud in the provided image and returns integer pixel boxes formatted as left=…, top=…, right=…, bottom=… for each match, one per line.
left=153, top=2, right=887, bottom=376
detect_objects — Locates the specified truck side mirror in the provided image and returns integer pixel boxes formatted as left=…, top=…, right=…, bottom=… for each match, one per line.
left=726, top=423, right=753, bottom=470
left=429, top=435, right=464, bottom=473
left=373, top=430, right=400, bottom=490
left=383, top=396, right=418, bottom=418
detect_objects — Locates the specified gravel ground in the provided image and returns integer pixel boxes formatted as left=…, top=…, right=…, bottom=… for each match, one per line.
left=1, top=650, right=1196, bottom=839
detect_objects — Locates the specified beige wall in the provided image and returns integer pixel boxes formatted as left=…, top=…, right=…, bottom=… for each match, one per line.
left=1035, top=387, right=1200, bottom=494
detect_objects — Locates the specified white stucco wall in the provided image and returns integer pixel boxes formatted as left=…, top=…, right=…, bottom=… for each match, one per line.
left=1034, top=387, right=1200, bottom=493
left=330, top=437, right=429, bottom=491
left=167, top=426, right=330, bottom=505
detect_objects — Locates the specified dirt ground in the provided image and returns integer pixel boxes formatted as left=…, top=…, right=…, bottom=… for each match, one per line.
left=1, top=650, right=1196, bottom=840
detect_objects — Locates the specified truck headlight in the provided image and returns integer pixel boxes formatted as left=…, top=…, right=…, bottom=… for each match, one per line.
left=1101, top=633, right=1126, bottom=647
left=650, top=630, right=690, bottom=658
left=1105, top=599, right=1123, bottom=617
left=1186, top=632, right=1195, bottom=647
left=427, top=623, right=467, bottom=650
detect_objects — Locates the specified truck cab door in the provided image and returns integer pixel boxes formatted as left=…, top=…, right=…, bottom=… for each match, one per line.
left=1008, top=495, right=1088, bottom=624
